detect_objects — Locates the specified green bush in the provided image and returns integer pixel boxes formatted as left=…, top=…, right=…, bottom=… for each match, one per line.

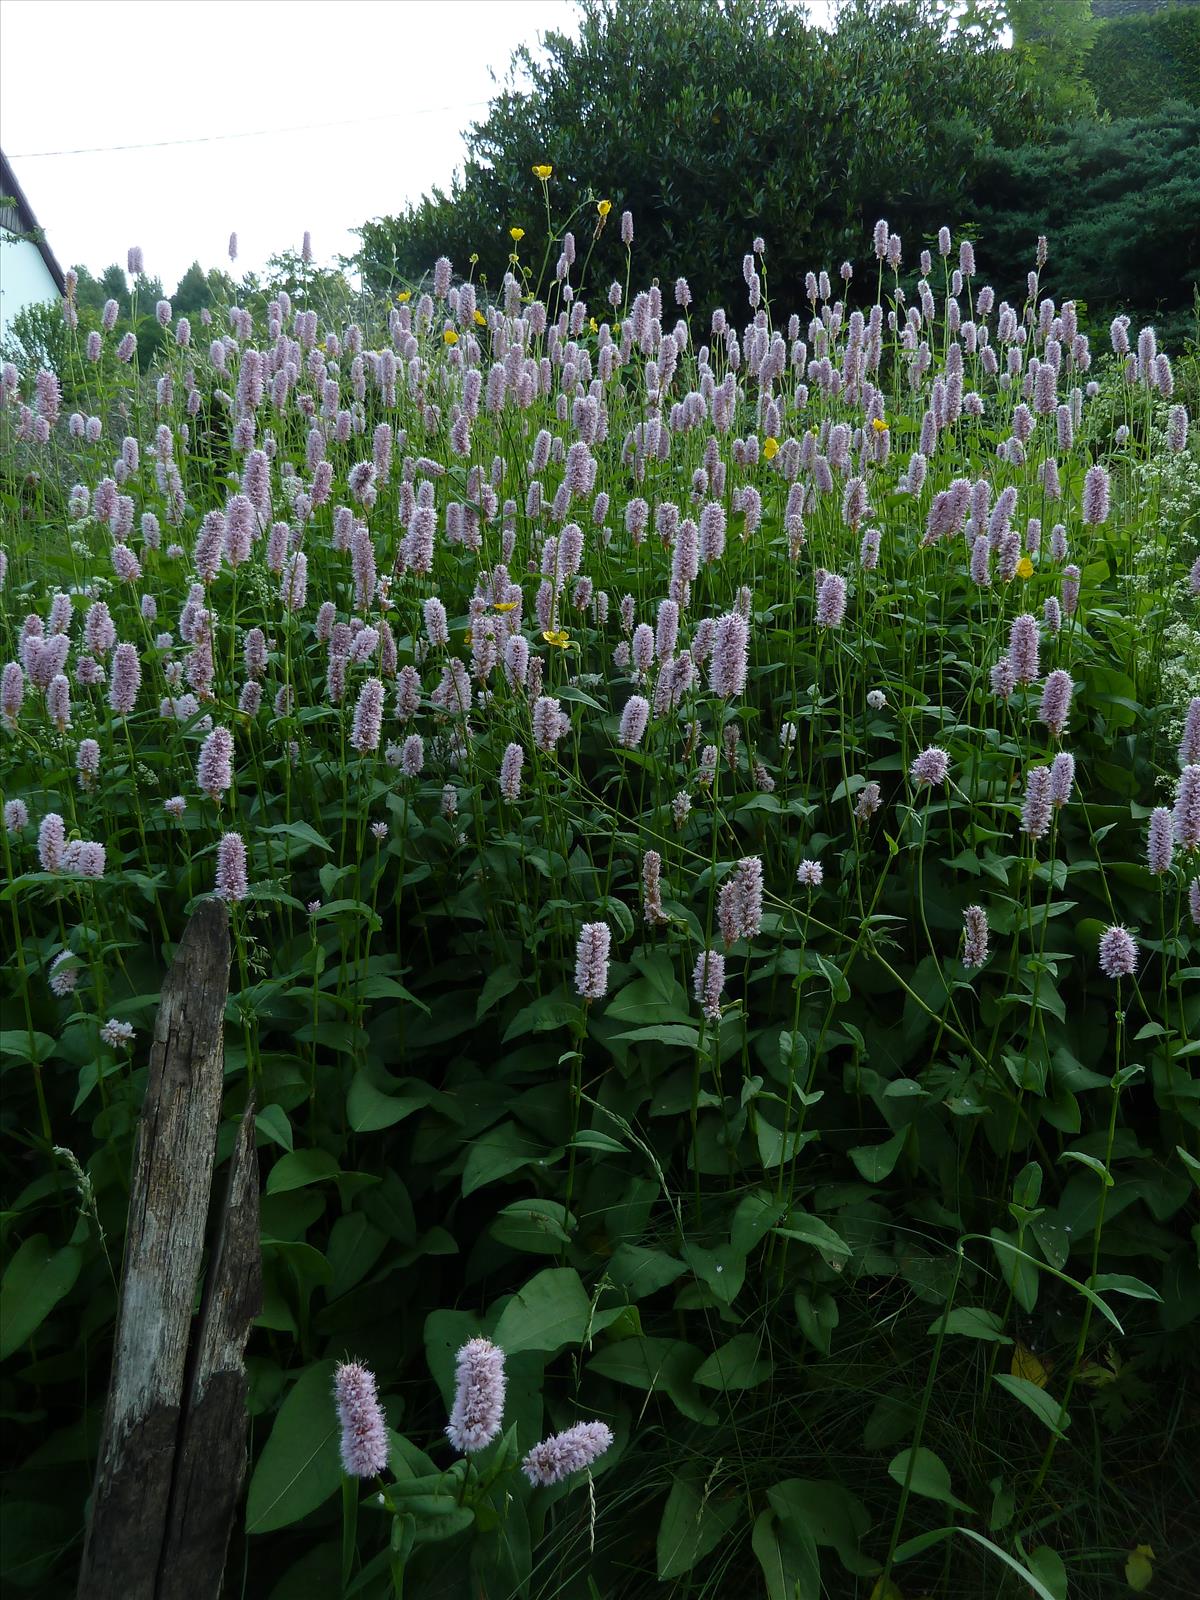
left=354, top=0, right=1044, bottom=314
left=969, top=103, right=1200, bottom=329
left=1087, top=4, right=1200, bottom=117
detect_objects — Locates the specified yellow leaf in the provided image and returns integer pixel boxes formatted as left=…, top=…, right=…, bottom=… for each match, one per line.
left=1125, top=1544, right=1155, bottom=1592
left=1011, top=1343, right=1050, bottom=1387
left=869, top=1582, right=904, bottom=1600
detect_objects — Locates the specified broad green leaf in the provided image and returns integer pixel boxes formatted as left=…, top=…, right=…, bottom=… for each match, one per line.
left=461, top=1121, right=552, bottom=1197
left=849, top=1130, right=906, bottom=1182
left=731, top=1192, right=787, bottom=1256
left=246, top=1360, right=340, bottom=1533
left=656, top=1474, right=740, bottom=1580
left=612, top=1024, right=700, bottom=1048
left=752, top=1508, right=820, bottom=1600
left=775, top=1215, right=851, bottom=1260
left=887, top=1447, right=973, bottom=1513
left=0, top=1236, right=82, bottom=1360
left=266, top=1148, right=340, bottom=1195
left=1060, top=1150, right=1113, bottom=1186
left=767, top=1478, right=875, bottom=1576
left=587, top=1336, right=717, bottom=1425
left=693, top=1332, right=774, bottom=1390
left=325, top=1214, right=388, bottom=1299
left=490, top=1199, right=575, bottom=1254
left=927, top=1306, right=1012, bottom=1344
left=259, top=820, right=332, bottom=854
left=346, top=1072, right=432, bottom=1133
left=492, top=1267, right=589, bottom=1355
left=255, top=1103, right=293, bottom=1153
left=606, top=1244, right=687, bottom=1298
left=993, top=1374, right=1070, bottom=1438
left=1087, top=1273, right=1161, bottom=1302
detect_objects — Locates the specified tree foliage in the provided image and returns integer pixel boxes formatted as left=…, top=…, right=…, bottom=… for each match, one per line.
left=968, top=102, right=1200, bottom=331
left=354, top=0, right=1044, bottom=314
left=1086, top=4, right=1200, bottom=117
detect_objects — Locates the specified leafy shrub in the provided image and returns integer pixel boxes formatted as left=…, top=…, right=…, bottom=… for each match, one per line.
left=1087, top=3, right=1200, bottom=117
left=1, top=204, right=1197, bottom=1598
left=354, top=0, right=1044, bottom=316
left=968, top=103, right=1200, bottom=335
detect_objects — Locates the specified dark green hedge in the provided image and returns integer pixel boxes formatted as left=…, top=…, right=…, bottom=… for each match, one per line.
left=1087, top=6, right=1200, bottom=116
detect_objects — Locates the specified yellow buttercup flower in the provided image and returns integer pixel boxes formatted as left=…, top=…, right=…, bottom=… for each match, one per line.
left=762, top=436, right=779, bottom=461
left=473, top=309, right=487, bottom=326
left=463, top=629, right=473, bottom=645
left=871, top=417, right=889, bottom=433
left=493, top=600, right=519, bottom=613
left=443, top=328, right=459, bottom=346
left=532, top=164, right=553, bottom=180
left=1016, top=556, right=1034, bottom=579
left=589, top=316, right=598, bottom=333
left=396, top=290, right=411, bottom=303
left=597, top=199, right=612, bottom=218
left=542, top=628, right=570, bottom=649
left=510, top=226, right=525, bottom=242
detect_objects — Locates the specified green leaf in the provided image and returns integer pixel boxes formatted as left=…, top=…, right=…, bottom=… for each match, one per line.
left=656, top=1474, right=740, bottom=1580
left=752, top=1508, right=820, bottom=1600
left=476, top=964, right=521, bottom=1020
left=490, top=1199, right=575, bottom=1254
left=461, top=1121, right=552, bottom=1197
left=492, top=1267, right=590, bottom=1355
left=731, top=1192, right=787, bottom=1256
left=587, top=1337, right=717, bottom=1425
left=346, top=1072, right=432, bottom=1133
left=849, top=1130, right=906, bottom=1182
left=612, top=1024, right=700, bottom=1048
left=259, top=820, right=332, bottom=854
left=256, top=1103, right=293, bottom=1153
left=887, top=1447, right=973, bottom=1513
left=606, top=1243, right=687, bottom=1298
left=1087, top=1273, right=1162, bottom=1302
left=246, top=1360, right=340, bottom=1533
left=681, top=1242, right=745, bottom=1305
left=766, top=1479, right=876, bottom=1577
left=994, top=1374, right=1070, bottom=1439
left=774, top=1214, right=851, bottom=1260
left=892, top=1526, right=1061, bottom=1600
left=0, top=1236, right=82, bottom=1360
left=1060, top=1150, right=1113, bottom=1186
left=693, top=1332, right=774, bottom=1390
left=0, top=1031, right=56, bottom=1064
left=325, top=1214, right=388, bottom=1299
left=927, top=1306, right=1012, bottom=1343
left=266, top=1148, right=340, bottom=1195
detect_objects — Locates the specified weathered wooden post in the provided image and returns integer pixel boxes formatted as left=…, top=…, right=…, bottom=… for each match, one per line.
left=77, top=899, right=261, bottom=1600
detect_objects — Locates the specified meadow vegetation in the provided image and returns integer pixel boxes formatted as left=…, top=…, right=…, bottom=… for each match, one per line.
left=2, top=147, right=1199, bottom=1600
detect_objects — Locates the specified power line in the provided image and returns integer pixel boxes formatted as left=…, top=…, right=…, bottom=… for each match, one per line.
left=8, top=99, right=492, bottom=159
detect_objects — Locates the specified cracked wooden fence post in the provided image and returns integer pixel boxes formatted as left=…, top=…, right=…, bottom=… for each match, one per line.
left=77, top=898, right=260, bottom=1600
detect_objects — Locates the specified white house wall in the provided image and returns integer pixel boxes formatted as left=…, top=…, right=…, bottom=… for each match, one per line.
left=0, top=232, right=61, bottom=339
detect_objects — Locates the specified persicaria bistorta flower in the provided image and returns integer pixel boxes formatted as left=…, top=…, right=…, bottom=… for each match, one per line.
left=962, top=905, right=989, bottom=968
left=1147, top=807, right=1173, bottom=876
left=214, top=832, right=249, bottom=901
left=522, top=1421, right=613, bottom=1487
left=1174, top=765, right=1200, bottom=850
left=197, top=726, right=234, bottom=801
left=796, top=859, right=823, bottom=888
left=1038, top=669, right=1073, bottom=737
left=910, top=746, right=950, bottom=787
left=693, top=948, right=725, bottom=1020
left=574, top=921, right=611, bottom=1001
left=100, top=1018, right=135, bottom=1048
left=815, top=572, right=847, bottom=629
left=1081, top=464, right=1110, bottom=525
left=38, top=811, right=66, bottom=871
left=333, top=1361, right=389, bottom=1478
left=108, top=642, right=141, bottom=715
left=1097, top=924, right=1137, bottom=980
left=499, top=741, right=524, bottom=802
left=350, top=677, right=385, bottom=754
left=709, top=611, right=748, bottom=698
left=618, top=694, right=650, bottom=749
left=445, top=1337, right=507, bottom=1454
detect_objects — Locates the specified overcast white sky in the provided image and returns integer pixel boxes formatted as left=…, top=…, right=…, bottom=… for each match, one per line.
left=1, top=0, right=836, bottom=290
